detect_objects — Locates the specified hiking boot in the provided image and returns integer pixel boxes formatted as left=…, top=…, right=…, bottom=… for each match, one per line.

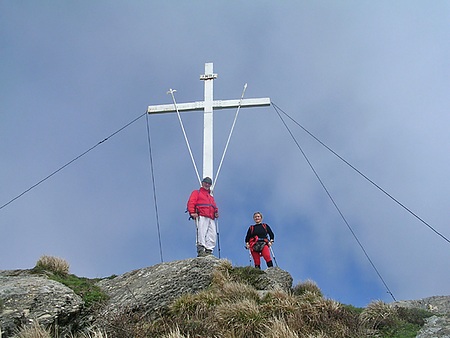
left=197, top=245, right=206, bottom=257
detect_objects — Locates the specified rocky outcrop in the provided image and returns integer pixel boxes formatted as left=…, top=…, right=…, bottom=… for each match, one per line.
left=5, top=257, right=449, bottom=338
left=0, top=270, right=83, bottom=337
left=0, top=257, right=293, bottom=337
left=260, top=266, right=293, bottom=291
left=96, top=256, right=224, bottom=319
left=393, top=296, right=450, bottom=338
left=96, top=257, right=292, bottom=320
left=394, top=296, right=450, bottom=315
left=417, top=314, right=450, bottom=338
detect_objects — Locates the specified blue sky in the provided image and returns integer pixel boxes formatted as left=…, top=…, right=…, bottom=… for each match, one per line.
left=1, top=2, right=449, bottom=308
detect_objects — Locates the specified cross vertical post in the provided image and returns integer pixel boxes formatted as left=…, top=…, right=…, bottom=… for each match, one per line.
left=200, top=63, right=217, bottom=180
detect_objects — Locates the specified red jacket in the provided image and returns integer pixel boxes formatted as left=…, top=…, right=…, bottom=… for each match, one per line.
left=187, top=187, right=218, bottom=219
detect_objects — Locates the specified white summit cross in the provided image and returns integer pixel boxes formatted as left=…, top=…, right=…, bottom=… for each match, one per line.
left=147, top=62, right=270, bottom=183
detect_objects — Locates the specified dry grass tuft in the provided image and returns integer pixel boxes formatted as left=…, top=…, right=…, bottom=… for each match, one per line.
left=12, top=321, right=52, bottom=338
left=261, top=290, right=300, bottom=319
left=75, top=328, right=109, bottom=338
left=169, top=290, right=220, bottom=321
left=210, top=259, right=233, bottom=286
left=215, top=280, right=260, bottom=303
left=360, top=300, right=397, bottom=330
left=264, top=317, right=299, bottom=338
left=12, top=321, right=110, bottom=338
left=292, top=279, right=323, bottom=297
left=281, top=296, right=358, bottom=337
left=100, top=308, right=158, bottom=338
left=160, top=326, right=188, bottom=338
left=34, top=255, right=70, bottom=275
left=215, top=298, right=265, bottom=338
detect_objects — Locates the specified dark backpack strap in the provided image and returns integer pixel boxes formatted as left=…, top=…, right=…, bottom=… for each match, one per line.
left=262, top=223, right=268, bottom=236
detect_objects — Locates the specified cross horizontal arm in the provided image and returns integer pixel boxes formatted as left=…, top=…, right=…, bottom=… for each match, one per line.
left=214, top=98, right=271, bottom=109
left=147, top=97, right=271, bottom=114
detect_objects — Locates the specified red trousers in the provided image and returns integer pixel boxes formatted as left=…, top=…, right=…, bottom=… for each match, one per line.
left=251, top=245, right=271, bottom=266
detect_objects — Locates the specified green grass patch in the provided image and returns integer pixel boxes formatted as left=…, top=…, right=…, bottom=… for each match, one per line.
left=49, top=273, right=109, bottom=307
left=377, top=306, right=434, bottom=338
left=31, top=267, right=110, bottom=308
left=342, top=303, right=364, bottom=316
left=228, top=266, right=265, bottom=287
left=378, top=321, right=422, bottom=338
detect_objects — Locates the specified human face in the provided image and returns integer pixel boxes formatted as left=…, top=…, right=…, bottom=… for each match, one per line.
left=253, top=213, right=262, bottom=223
left=202, top=181, right=211, bottom=190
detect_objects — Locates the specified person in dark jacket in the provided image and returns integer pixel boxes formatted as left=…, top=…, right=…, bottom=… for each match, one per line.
left=187, top=177, right=219, bottom=257
left=245, top=211, right=274, bottom=269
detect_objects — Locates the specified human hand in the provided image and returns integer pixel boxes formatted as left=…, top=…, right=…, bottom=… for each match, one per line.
left=190, top=213, right=198, bottom=219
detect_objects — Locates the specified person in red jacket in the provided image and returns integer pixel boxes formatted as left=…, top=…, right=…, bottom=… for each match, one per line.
left=187, top=177, right=219, bottom=257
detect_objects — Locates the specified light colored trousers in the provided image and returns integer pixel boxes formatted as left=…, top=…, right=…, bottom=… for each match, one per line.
left=196, top=216, right=217, bottom=250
